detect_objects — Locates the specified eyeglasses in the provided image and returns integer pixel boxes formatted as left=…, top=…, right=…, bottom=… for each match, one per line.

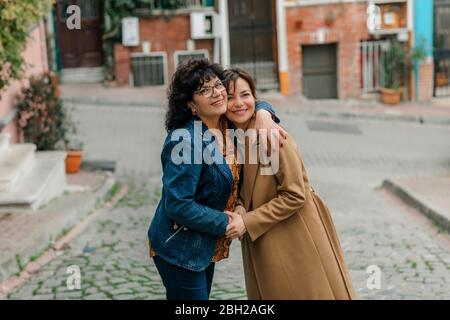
left=194, top=81, right=225, bottom=98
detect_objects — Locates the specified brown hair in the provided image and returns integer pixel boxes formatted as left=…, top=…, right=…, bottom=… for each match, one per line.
left=223, top=68, right=257, bottom=99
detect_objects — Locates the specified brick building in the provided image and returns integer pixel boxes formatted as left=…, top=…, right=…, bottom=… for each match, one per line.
left=114, top=9, right=217, bottom=86
left=283, top=1, right=371, bottom=99
left=49, top=0, right=436, bottom=102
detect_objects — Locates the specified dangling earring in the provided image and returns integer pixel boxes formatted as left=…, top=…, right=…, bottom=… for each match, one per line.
left=188, top=103, right=196, bottom=115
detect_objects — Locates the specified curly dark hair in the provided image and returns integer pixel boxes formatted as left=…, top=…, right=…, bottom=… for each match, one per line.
left=165, top=58, right=225, bottom=131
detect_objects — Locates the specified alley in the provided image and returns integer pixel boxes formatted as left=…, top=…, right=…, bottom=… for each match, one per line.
left=7, top=103, right=450, bottom=300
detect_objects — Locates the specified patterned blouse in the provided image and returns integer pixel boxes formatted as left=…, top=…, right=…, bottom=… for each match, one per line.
left=149, top=119, right=241, bottom=263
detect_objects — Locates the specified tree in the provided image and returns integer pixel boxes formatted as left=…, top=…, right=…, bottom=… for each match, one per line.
left=0, top=0, right=54, bottom=95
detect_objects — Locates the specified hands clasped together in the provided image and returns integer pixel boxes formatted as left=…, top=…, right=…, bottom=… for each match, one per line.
left=225, top=205, right=247, bottom=241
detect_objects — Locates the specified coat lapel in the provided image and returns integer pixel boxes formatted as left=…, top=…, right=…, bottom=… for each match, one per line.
left=242, top=117, right=260, bottom=211
left=243, top=159, right=259, bottom=211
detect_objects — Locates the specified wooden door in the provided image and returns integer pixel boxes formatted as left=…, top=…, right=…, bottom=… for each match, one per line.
left=56, top=0, right=103, bottom=68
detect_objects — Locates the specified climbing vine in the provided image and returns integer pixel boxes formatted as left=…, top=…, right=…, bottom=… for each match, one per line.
left=0, top=0, right=54, bottom=94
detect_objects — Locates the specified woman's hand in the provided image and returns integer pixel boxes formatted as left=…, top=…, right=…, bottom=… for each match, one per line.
left=225, top=210, right=237, bottom=223
left=226, top=213, right=247, bottom=241
left=254, top=109, right=287, bottom=151
left=234, top=204, right=246, bottom=216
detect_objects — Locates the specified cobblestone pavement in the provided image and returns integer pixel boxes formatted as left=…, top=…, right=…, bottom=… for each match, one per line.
left=6, top=104, right=450, bottom=300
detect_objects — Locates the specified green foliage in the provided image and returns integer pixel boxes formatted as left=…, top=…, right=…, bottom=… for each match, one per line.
left=16, top=72, right=76, bottom=151
left=383, top=41, right=407, bottom=90
left=0, top=0, right=54, bottom=93
left=410, top=37, right=427, bottom=65
left=382, top=38, right=427, bottom=90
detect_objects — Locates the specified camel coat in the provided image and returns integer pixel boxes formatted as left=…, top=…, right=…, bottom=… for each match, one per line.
left=239, top=127, right=356, bottom=300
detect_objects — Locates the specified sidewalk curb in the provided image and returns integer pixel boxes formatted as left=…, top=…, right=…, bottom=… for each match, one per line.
left=277, top=106, right=450, bottom=126
left=61, top=97, right=165, bottom=108
left=0, top=175, right=129, bottom=299
left=291, top=107, right=450, bottom=127
left=382, top=179, right=450, bottom=233
left=62, top=96, right=450, bottom=126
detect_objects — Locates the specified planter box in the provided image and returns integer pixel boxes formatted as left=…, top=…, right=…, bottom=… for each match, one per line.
left=381, top=88, right=401, bottom=105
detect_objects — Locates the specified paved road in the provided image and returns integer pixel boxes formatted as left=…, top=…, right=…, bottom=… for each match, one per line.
left=7, top=103, right=450, bottom=300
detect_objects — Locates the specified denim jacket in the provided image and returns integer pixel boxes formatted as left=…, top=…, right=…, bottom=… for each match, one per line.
left=148, top=101, right=278, bottom=271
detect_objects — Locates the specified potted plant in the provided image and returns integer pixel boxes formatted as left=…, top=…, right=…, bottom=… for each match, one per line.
left=324, top=12, right=336, bottom=28
left=65, top=139, right=84, bottom=174
left=380, top=41, right=406, bottom=105
left=380, top=39, right=426, bottom=105
left=436, top=71, right=448, bottom=87
left=16, top=72, right=84, bottom=173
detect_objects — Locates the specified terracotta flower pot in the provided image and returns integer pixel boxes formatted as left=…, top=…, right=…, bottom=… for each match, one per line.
left=381, top=88, right=401, bottom=105
left=436, top=72, right=448, bottom=87
left=65, top=150, right=83, bottom=174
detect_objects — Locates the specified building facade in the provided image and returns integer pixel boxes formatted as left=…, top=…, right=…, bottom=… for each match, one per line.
left=49, top=0, right=438, bottom=102
left=433, top=0, right=450, bottom=98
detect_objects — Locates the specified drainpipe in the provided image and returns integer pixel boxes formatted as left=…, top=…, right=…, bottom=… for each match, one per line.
left=408, top=0, right=415, bottom=101
left=218, top=0, right=230, bottom=68
left=276, top=0, right=289, bottom=95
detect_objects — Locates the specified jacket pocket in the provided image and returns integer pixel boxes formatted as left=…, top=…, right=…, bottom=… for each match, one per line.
left=164, top=225, right=184, bottom=243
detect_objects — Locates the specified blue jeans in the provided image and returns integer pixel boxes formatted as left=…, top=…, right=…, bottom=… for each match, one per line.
left=153, top=255, right=215, bottom=300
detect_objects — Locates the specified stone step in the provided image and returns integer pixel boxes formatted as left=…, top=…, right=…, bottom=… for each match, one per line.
left=0, top=144, right=36, bottom=191
left=0, top=151, right=67, bottom=210
left=60, top=67, right=104, bottom=84
left=0, top=133, right=10, bottom=155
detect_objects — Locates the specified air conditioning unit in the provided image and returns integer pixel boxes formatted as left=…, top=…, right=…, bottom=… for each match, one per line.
left=174, top=49, right=209, bottom=67
left=190, top=12, right=219, bottom=39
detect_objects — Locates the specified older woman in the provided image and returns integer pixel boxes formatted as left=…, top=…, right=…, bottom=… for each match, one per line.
left=224, top=68, right=356, bottom=300
left=147, top=58, right=282, bottom=300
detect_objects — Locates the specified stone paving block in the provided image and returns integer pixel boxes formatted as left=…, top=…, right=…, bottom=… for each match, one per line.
left=30, top=294, right=55, bottom=300
left=4, top=110, right=450, bottom=300
left=55, top=291, right=83, bottom=300
left=84, top=293, right=109, bottom=300
left=112, top=293, right=137, bottom=300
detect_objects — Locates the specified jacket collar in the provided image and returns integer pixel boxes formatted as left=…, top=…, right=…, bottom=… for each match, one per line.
left=189, top=116, right=234, bottom=188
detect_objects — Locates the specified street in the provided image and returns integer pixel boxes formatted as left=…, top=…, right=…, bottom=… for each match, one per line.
left=7, top=103, right=450, bottom=300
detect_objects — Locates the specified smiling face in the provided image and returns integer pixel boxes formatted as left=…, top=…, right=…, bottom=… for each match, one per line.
left=225, top=77, right=256, bottom=129
left=190, top=76, right=227, bottom=127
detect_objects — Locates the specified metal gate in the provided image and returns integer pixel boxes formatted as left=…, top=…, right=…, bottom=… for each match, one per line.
left=360, top=40, right=389, bottom=93
left=302, top=44, right=337, bottom=99
left=434, top=0, right=450, bottom=97
left=228, top=0, right=278, bottom=91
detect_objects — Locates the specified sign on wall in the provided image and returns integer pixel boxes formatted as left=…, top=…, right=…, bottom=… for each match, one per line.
left=366, top=3, right=382, bottom=33
left=122, top=17, right=140, bottom=46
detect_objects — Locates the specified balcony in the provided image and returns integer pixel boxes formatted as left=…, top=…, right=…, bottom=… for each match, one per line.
left=368, top=0, right=410, bottom=37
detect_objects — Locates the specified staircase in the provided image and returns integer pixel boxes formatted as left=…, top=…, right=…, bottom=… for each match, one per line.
left=0, top=133, right=67, bottom=210
left=60, top=67, right=104, bottom=84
